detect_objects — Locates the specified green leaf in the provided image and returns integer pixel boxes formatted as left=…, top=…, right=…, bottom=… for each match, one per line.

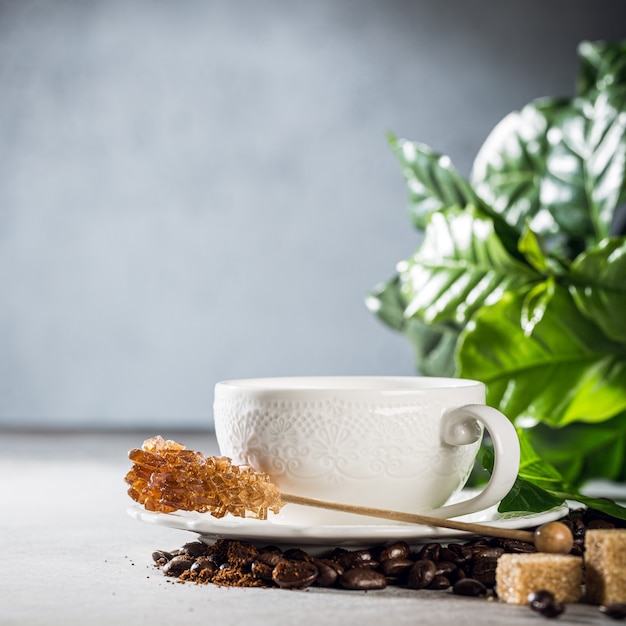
left=579, top=88, right=626, bottom=238
left=399, top=206, right=539, bottom=327
left=577, top=40, right=626, bottom=98
left=458, top=286, right=626, bottom=426
left=484, top=430, right=626, bottom=519
left=518, top=223, right=551, bottom=273
left=520, top=279, right=554, bottom=336
left=480, top=447, right=565, bottom=514
left=403, top=320, right=459, bottom=377
left=525, top=412, right=626, bottom=486
left=472, top=88, right=626, bottom=254
left=365, top=276, right=407, bottom=332
left=388, top=134, right=482, bottom=231
left=471, top=98, right=594, bottom=257
left=499, top=478, right=566, bottom=515
left=569, top=238, right=626, bottom=344
left=365, top=276, right=458, bottom=377
left=557, top=493, right=626, bottom=521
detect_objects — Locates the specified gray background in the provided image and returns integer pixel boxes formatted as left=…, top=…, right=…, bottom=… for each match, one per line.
left=2, top=0, right=625, bottom=429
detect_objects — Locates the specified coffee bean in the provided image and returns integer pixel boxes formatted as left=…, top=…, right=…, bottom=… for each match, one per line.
left=407, top=559, right=436, bottom=589
left=435, top=561, right=457, bottom=577
left=453, top=578, right=487, bottom=597
left=446, top=544, right=468, bottom=561
left=528, top=589, right=565, bottom=618
left=439, top=547, right=465, bottom=565
left=152, top=550, right=173, bottom=565
left=340, top=568, right=387, bottom=590
left=326, top=547, right=349, bottom=561
left=180, top=541, right=207, bottom=557
left=250, top=559, right=274, bottom=581
left=599, top=603, right=626, bottom=620
left=336, top=549, right=376, bottom=570
left=311, top=559, right=341, bottom=587
left=190, top=556, right=217, bottom=574
left=588, top=519, right=616, bottom=530
left=283, top=548, right=309, bottom=561
left=379, top=541, right=410, bottom=562
left=380, top=558, right=414, bottom=580
left=162, top=555, right=194, bottom=576
left=471, top=557, right=498, bottom=587
left=473, top=546, right=504, bottom=560
left=428, top=575, right=451, bottom=590
left=417, top=542, right=440, bottom=562
left=272, top=560, right=318, bottom=589
left=501, top=539, right=535, bottom=554
left=257, top=550, right=283, bottom=567
left=260, top=545, right=283, bottom=555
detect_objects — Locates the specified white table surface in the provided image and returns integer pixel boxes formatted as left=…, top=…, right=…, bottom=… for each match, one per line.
left=0, top=429, right=615, bottom=626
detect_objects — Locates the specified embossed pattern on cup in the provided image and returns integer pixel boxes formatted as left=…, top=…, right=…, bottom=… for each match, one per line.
left=214, top=376, right=510, bottom=524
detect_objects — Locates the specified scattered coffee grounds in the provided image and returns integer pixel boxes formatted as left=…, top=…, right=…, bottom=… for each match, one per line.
left=148, top=506, right=626, bottom=620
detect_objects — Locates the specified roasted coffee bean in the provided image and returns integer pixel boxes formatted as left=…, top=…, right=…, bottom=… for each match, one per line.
left=407, top=559, right=436, bottom=590
left=190, top=557, right=217, bottom=575
left=599, top=603, right=626, bottom=620
left=447, top=543, right=468, bottom=561
left=380, top=558, right=414, bottom=580
left=588, top=519, right=616, bottom=530
left=272, top=560, right=318, bottom=589
left=152, top=550, right=173, bottom=565
left=453, top=577, right=487, bottom=597
left=250, top=559, right=274, bottom=581
left=379, top=541, right=410, bottom=562
left=338, top=549, right=376, bottom=570
left=501, top=539, right=535, bottom=554
left=429, top=575, right=451, bottom=590
left=453, top=568, right=467, bottom=583
left=471, top=557, right=498, bottom=588
left=311, top=559, right=341, bottom=587
left=180, top=541, right=207, bottom=557
left=340, top=568, right=387, bottom=590
left=283, top=548, right=309, bottom=561
left=162, top=555, right=194, bottom=576
left=528, top=590, right=565, bottom=618
left=435, top=561, right=457, bottom=577
left=439, top=547, right=465, bottom=565
left=473, top=546, right=504, bottom=560
left=570, top=543, right=584, bottom=557
left=327, top=547, right=349, bottom=562
left=257, top=550, right=283, bottom=567
left=416, top=542, right=440, bottom=562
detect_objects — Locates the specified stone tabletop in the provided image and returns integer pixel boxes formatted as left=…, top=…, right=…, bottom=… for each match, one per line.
left=0, top=430, right=614, bottom=626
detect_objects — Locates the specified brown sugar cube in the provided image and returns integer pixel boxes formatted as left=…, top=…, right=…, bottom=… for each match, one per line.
left=495, top=553, right=583, bottom=605
left=585, top=529, right=626, bottom=605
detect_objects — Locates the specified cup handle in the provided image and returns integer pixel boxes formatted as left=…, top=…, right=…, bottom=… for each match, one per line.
left=426, top=404, right=520, bottom=519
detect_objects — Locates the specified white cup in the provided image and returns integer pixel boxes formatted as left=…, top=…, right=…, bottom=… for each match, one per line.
left=213, top=376, right=520, bottom=525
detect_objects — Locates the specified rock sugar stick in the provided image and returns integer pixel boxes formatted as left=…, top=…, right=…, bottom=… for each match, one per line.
left=125, top=436, right=573, bottom=554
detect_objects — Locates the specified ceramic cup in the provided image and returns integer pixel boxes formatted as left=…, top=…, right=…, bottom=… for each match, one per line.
left=213, top=376, right=520, bottom=525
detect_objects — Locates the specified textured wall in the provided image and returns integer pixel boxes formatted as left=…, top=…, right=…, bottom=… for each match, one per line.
left=1, top=0, right=625, bottom=427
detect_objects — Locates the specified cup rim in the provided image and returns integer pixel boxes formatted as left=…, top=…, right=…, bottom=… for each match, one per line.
left=215, top=376, right=484, bottom=396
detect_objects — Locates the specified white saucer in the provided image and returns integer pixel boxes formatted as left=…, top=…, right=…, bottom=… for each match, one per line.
left=127, top=490, right=569, bottom=550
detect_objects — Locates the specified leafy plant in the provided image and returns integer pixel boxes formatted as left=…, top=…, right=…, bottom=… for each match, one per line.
left=368, top=41, right=626, bottom=518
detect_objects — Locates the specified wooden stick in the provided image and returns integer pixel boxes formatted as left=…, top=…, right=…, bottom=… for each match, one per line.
left=281, top=493, right=536, bottom=543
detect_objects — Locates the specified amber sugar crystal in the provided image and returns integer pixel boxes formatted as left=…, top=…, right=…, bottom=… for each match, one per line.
left=125, top=436, right=283, bottom=519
